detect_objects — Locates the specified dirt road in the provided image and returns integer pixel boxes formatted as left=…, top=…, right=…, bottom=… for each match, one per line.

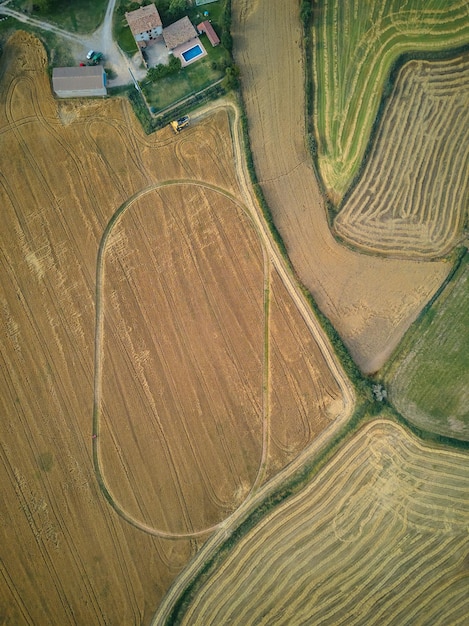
left=231, top=0, right=449, bottom=373
left=0, top=0, right=146, bottom=85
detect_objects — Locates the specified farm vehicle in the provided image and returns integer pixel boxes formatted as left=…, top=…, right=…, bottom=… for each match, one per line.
left=170, top=116, right=190, bottom=133
left=84, top=50, right=103, bottom=66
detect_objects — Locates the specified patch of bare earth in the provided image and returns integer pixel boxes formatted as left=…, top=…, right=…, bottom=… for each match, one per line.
left=232, top=0, right=449, bottom=373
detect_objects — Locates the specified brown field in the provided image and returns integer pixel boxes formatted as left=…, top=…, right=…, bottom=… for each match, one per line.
left=158, top=420, right=469, bottom=625
left=0, top=31, right=348, bottom=623
left=99, top=184, right=266, bottom=536
left=335, top=54, right=469, bottom=258
left=232, top=0, right=450, bottom=373
left=98, top=183, right=345, bottom=536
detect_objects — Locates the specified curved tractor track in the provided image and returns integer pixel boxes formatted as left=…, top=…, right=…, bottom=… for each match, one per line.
left=93, top=179, right=271, bottom=539
left=93, top=145, right=354, bottom=537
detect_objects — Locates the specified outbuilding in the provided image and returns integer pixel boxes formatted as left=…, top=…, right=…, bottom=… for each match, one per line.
left=52, top=66, right=107, bottom=98
left=197, top=20, right=220, bottom=46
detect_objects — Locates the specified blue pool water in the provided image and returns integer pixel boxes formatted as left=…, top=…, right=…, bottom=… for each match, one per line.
left=182, top=44, right=203, bottom=62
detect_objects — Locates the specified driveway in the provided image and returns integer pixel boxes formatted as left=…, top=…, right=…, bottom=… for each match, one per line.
left=0, top=0, right=147, bottom=86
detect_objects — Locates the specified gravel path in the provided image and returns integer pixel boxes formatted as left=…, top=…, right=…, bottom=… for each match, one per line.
left=0, top=0, right=147, bottom=85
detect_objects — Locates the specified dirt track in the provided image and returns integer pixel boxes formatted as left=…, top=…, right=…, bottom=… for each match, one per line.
left=0, top=0, right=146, bottom=85
left=231, top=0, right=449, bottom=373
left=92, top=114, right=355, bottom=538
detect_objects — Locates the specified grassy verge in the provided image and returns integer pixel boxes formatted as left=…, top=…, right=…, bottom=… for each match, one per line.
left=382, top=247, right=469, bottom=441
left=113, top=0, right=138, bottom=56
left=111, top=80, right=226, bottom=133
left=11, top=0, right=107, bottom=33
left=141, top=42, right=228, bottom=111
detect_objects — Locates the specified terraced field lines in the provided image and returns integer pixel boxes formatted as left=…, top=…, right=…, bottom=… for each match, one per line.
left=167, top=421, right=469, bottom=625
left=312, top=0, right=469, bottom=201
left=335, top=54, right=469, bottom=258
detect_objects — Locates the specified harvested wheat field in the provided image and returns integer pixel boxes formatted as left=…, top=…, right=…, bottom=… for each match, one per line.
left=232, top=0, right=449, bottom=373
left=98, top=183, right=266, bottom=536
left=161, top=420, right=469, bottom=625
left=0, top=31, right=348, bottom=623
left=97, top=182, right=345, bottom=536
left=335, top=54, right=469, bottom=258
left=312, top=0, right=469, bottom=202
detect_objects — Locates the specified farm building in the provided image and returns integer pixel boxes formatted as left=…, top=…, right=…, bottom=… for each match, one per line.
left=125, top=3, right=163, bottom=46
left=197, top=20, right=220, bottom=46
left=162, top=16, right=197, bottom=51
left=52, top=66, right=107, bottom=98
left=163, top=16, right=207, bottom=66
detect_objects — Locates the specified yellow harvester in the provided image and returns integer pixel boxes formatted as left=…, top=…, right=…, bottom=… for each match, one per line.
left=170, top=116, right=190, bottom=133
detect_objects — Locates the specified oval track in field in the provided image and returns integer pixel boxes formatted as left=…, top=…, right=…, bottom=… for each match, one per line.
left=93, top=181, right=270, bottom=538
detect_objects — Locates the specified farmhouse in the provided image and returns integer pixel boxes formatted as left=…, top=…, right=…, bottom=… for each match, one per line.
left=163, top=16, right=207, bottom=66
left=197, top=20, right=220, bottom=46
left=52, top=66, right=107, bottom=98
left=163, top=16, right=197, bottom=50
left=125, top=3, right=163, bottom=47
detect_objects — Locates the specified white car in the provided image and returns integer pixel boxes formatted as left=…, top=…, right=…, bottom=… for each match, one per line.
left=86, top=50, right=95, bottom=60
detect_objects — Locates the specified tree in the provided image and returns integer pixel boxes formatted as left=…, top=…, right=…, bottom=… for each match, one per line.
left=33, top=0, right=53, bottom=12
left=221, top=31, right=233, bottom=54
left=168, top=0, right=187, bottom=21
left=222, top=64, right=240, bottom=91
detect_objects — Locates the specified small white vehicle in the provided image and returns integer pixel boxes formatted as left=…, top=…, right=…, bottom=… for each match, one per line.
left=86, top=50, right=95, bottom=60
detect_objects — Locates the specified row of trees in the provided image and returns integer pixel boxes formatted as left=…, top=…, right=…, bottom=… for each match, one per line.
left=117, top=0, right=187, bottom=23
left=32, top=0, right=59, bottom=12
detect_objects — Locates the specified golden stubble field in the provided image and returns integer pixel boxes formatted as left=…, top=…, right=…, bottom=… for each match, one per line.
left=0, top=32, right=347, bottom=624
left=166, top=420, right=469, bottom=625
left=335, top=54, right=469, bottom=258
left=232, top=0, right=450, bottom=373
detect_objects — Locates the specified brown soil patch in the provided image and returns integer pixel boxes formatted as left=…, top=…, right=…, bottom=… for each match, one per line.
left=0, top=31, right=347, bottom=623
left=232, top=0, right=449, bottom=373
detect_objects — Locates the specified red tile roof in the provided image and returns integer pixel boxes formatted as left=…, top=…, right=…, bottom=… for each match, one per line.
left=125, top=4, right=162, bottom=36
left=163, top=16, right=197, bottom=50
left=197, top=20, right=220, bottom=46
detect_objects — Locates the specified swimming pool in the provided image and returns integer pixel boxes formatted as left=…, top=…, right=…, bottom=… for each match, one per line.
left=182, top=44, right=203, bottom=62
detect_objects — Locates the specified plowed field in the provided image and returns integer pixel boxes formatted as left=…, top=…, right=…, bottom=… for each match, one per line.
left=232, top=0, right=448, bottom=372
left=0, top=31, right=348, bottom=623
left=162, top=420, right=469, bottom=625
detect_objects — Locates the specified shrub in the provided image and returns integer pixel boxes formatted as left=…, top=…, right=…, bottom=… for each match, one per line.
left=222, top=64, right=240, bottom=90
left=146, top=55, right=181, bottom=82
